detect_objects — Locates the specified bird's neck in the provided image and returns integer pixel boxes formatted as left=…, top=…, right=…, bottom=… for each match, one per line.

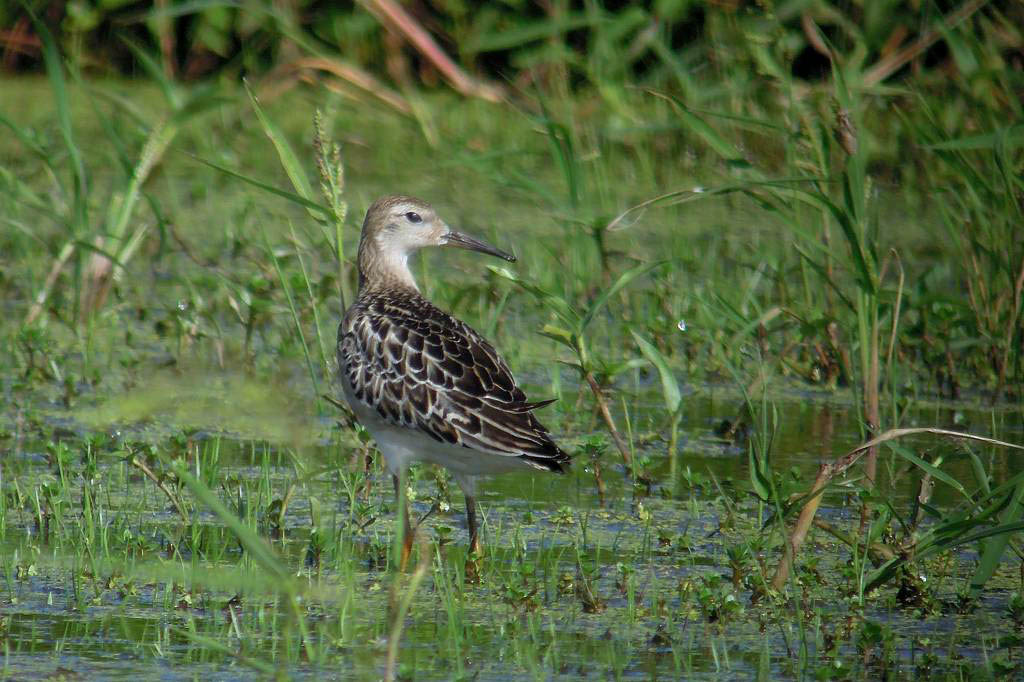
left=357, top=235, right=419, bottom=294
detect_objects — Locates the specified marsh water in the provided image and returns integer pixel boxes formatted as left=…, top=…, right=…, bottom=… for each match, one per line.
left=3, top=372, right=1022, bottom=679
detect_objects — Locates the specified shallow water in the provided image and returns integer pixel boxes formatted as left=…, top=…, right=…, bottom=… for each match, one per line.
left=3, top=382, right=1022, bottom=679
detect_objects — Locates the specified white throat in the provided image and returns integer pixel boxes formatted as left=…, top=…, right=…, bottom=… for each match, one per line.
left=359, top=235, right=419, bottom=292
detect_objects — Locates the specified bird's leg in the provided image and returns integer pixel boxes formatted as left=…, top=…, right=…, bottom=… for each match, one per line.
left=393, top=473, right=413, bottom=571
left=466, top=495, right=482, bottom=555
left=464, top=494, right=482, bottom=583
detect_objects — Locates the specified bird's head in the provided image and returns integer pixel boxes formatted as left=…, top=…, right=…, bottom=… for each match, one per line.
left=358, top=195, right=516, bottom=290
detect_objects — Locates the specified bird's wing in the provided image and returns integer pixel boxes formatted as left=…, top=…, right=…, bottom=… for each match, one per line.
left=339, top=293, right=568, bottom=471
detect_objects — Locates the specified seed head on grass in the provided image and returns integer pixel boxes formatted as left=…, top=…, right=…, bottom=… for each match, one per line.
left=313, top=109, right=347, bottom=227
left=313, top=108, right=351, bottom=308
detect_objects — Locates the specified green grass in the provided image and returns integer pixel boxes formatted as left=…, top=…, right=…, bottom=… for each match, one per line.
left=2, top=4, right=1024, bottom=676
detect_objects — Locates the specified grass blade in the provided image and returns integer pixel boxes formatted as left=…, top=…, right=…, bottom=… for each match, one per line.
left=28, top=6, right=87, bottom=224
left=581, top=261, right=662, bottom=331
left=266, top=226, right=322, bottom=413
left=188, top=153, right=330, bottom=216
left=170, top=461, right=289, bottom=581
left=889, top=442, right=971, bottom=502
left=969, top=478, right=1024, bottom=597
left=630, top=330, right=681, bottom=414
left=244, top=79, right=318, bottom=219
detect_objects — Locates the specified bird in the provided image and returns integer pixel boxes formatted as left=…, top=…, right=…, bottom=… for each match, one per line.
left=337, top=195, right=571, bottom=574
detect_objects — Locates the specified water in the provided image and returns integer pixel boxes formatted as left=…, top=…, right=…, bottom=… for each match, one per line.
left=2, top=382, right=1021, bottom=679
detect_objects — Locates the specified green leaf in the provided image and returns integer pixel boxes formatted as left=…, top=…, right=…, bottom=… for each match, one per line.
left=793, top=244, right=856, bottom=312
left=539, top=324, right=577, bottom=351
left=748, top=444, right=772, bottom=503
left=0, top=110, right=47, bottom=159
left=630, top=330, right=681, bottom=414
left=119, top=35, right=179, bottom=108
left=581, top=261, right=662, bottom=332
left=868, top=519, right=1024, bottom=593
left=170, top=461, right=289, bottom=581
left=265, top=226, right=321, bottom=412
left=188, top=153, right=330, bottom=216
left=466, top=12, right=599, bottom=52
left=172, top=627, right=276, bottom=675
left=487, top=266, right=578, bottom=326
left=967, top=448, right=992, bottom=495
left=970, top=480, right=1024, bottom=598
left=889, top=443, right=970, bottom=502
left=28, top=6, right=87, bottom=225
left=556, top=360, right=584, bottom=374
left=924, top=124, right=1024, bottom=151
left=244, top=79, right=317, bottom=219
left=662, top=94, right=745, bottom=162
left=535, top=96, right=580, bottom=208
left=596, top=356, right=650, bottom=379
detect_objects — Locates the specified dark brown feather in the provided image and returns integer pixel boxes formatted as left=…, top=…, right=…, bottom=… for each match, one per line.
left=338, top=288, right=570, bottom=473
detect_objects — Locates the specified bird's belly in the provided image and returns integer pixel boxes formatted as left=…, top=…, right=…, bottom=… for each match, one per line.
left=370, top=424, right=533, bottom=477
left=339, top=374, right=530, bottom=477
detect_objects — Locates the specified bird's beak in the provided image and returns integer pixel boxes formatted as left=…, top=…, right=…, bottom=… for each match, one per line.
left=444, top=229, right=516, bottom=262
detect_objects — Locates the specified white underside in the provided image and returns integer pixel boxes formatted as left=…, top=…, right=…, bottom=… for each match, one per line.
left=341, top=379, right=536, bottom=496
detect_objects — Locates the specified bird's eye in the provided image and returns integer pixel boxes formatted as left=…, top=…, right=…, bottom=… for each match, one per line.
left=405, top=212, right=422, bottom=224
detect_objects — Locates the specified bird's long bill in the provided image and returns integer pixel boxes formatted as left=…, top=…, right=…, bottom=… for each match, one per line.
left=445, top=230, right=517, bottom=262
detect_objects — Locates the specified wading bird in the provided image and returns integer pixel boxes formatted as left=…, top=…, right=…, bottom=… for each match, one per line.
left=337, top=195, right=570, bottom=575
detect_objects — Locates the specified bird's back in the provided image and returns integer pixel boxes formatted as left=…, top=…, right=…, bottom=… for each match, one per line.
left=338, top=288, right=569, bottom=473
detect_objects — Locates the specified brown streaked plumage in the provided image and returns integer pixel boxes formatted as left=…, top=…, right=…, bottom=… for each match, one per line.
left=337, top=195, right=570, bottom=569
